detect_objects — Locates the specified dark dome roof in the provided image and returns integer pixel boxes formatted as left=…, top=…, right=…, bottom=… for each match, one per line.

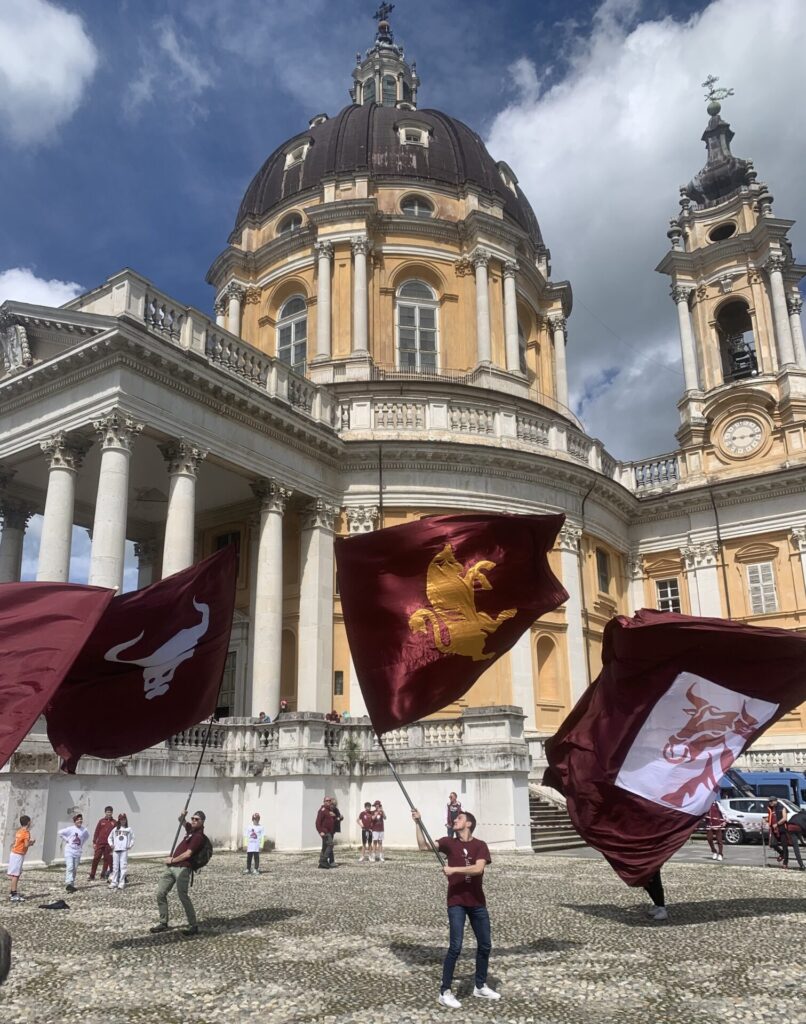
left=235, top=104, right=543, bottom=245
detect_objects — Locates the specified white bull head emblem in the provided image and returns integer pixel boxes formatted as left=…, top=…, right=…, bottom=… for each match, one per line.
left=104, top=598, right=210, bottom=699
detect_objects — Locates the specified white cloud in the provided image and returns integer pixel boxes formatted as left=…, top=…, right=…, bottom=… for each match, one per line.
left=0, top=267, right=83, bottom=307
left=0, top=0, right=98, bottom=146
left=125, top=17, right=214, bottom=119
left=21, top=516, right=138, bottom=594
left=486, top=0, right=806, bottom=459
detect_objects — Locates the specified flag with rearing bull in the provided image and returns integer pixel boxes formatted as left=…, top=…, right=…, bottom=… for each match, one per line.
left=544, top=609, right=806, bottom=887
left=46, top=546, right=237, bottom=772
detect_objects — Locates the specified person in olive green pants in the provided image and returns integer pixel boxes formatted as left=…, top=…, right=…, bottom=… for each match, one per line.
left=151, top=811, right=206, bottom=936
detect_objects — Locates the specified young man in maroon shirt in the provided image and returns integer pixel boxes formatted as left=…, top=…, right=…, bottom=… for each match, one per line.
left=88, top=806, right=115, bottom=881
left=316, top=797, right=336, bottom=869
left=150, top=810, right=206, bottom=936
left=357, top=802, right=374, bottom=862
left=412, top=808, right=500, bottom=1009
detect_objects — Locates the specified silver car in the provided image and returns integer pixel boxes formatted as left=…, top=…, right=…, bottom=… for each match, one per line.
left=717, top=797, right=801, bottom=845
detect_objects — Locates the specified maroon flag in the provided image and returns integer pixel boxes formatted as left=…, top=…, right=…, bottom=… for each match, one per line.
left=46, top=546, right=237, bottom=771
left=0, top=583, right=114, bottom=770
left=335, top=513, right=568, bottom=734
left=545, top=609, right=806, bottom=886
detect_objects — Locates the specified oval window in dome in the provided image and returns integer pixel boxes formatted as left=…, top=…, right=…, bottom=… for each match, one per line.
left=278, top=213, right=303, bottom=235
left=708, top=222, right=737, bottom=242
left=400, top=195, right=434, bottom=219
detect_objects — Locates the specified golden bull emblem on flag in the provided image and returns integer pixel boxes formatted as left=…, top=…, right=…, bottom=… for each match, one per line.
left=104, top=598, right=210, bottom=700
left=408, top=545, right=516, bottom=661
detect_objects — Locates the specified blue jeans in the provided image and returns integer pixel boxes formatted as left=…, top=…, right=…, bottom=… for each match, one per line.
left=441, top=905, right=491, bottom=993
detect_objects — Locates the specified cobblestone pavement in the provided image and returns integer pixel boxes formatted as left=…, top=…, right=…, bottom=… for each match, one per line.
left=1, top=849, right=804, bottom=1023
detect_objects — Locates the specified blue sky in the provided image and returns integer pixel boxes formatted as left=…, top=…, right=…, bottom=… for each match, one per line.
left=2, top=0, right=805, bottom=465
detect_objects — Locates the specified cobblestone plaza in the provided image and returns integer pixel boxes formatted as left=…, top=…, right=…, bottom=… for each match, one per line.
left=1, top=849, right=803, bottom=1023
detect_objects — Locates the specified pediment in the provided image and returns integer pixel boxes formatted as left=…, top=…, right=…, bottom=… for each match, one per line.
left=644, top=556, right=683, bottom=578
left=734, top=541, right=780, bottom=564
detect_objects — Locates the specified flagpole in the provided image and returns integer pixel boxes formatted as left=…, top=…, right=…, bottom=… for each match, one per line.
left=376, top=733, right=445, bottom=866
left=169, top=714, right=217, bottom=856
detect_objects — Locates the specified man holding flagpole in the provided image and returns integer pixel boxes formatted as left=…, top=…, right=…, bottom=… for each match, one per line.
left=411, top=808, right=500, bottom=1009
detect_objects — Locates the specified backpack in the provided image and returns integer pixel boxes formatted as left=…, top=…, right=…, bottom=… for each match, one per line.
left=190, top=835, right=213, bottom=874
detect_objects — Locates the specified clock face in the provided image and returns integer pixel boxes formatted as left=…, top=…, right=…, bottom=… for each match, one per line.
left=722, top=417, right=763, bottom=456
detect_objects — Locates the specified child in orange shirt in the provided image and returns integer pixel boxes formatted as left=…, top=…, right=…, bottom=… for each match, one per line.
left=7, top=815, right=35, bottom=902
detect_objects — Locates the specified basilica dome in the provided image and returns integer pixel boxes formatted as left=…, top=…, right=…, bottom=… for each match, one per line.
left=234, top=102, right=544, bottom=247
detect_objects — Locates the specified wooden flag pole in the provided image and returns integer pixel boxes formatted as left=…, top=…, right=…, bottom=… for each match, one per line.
left=376, top=733, right=445, bottom=866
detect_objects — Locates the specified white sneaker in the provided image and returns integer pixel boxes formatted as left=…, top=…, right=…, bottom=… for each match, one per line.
left=717, top=854, right=723, bottom=861
left=648, top=906, right=668, bottom=921
left=711, top=853, right=718, bottom=860
left=117, top=884, right=124, bottom=890
left=473, top=984, right=501, bottom=1000
left=379, top=855, right=385, bottom=862
left=357, top=856, right=364, bottom=862
left=438, top=990, right=461, bottom=1009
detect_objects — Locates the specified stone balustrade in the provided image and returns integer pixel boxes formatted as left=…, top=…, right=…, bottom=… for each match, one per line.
left=733, top=748, right=806, bottom=770
left=627, top=454, right=681, bottom=492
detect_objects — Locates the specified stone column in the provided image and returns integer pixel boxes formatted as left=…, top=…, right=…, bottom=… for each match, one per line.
left=0, top=496, right=33, bottom=584
left=503, top=261, right=521, bottom=374
left=509, top=630, right=536, bottom=732
left=558, top=523, right=588, bottom=704
left=214, top=297, right=226, bottom=328
left=671, top=284, right=700, bottom=390
left=549, top=315, right=569, bottom=409
left=766, top=255, right=796, bottom=367
left=88, top=412, right=143, bottom=590
left=134, top=538, right=160, bottom=589
left=472, top=249, right=492, bottom=365
left=158, top=439, right=207, bottom=578
left=786, top=293, right=806, bottom=369
left=791, top=528, right=806, bottom=598
left=344, top=505, right=378, bottom=717
left=314, top=241, right=334, bottom=361
left=226, top=282, right=245, bottom=337
left=249, top=479, right=291, bottom=718
left=297, top=499, right=338, bottom=712
left=351, top=237, right=371, bottom=355
left=626, top=553, right=646, bottom=615
left=681, top=541, right=722, bottom=616
left=37, top=432, right=91, bottom=582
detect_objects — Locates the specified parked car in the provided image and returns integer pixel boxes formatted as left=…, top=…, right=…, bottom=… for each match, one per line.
left=715, top=797, right=801, bottom=845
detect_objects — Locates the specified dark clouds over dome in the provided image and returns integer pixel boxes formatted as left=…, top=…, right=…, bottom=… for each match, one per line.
left=235, top=103, right=543, bottom=246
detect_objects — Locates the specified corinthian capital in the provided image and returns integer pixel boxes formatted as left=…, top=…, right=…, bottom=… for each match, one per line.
left=670, top=284, right=693, bottom=304
left=213, top=296, right=227, bottom=317
left=345, top=505, right=379, bottom=534
left=503, top=260, right=519, bottom=279
left=159, top=439, right=208, bottom=477
left=681, top=540, right=718, bottom=569
left=93, top=411, right=144, bottom=452
left=40, top=431, right=92, bottom=471
left=627, top=553, right=644, bottom=580
left=787, top=293, right=803, bottom=316
left=765, top=253, right=787, bottom=275
left=315, top=240, right=334, bottom=260
left=251, top=478, right=292, bottom=514
left=133, top=538, right=160, bottom=567
left=470, top=247, right=491, bottom=270
left=225, top=281, right=246, bottom=301
left=557, top=523, right=582, bottom=552
left=351, top=236, right=372, bottom=257
left=0, top=496, right=34, bottom=532
left=300, top=498, right=338, bottom=532
left=549, top=314, right=567, bottom=335
left=791, top=527, right=806, bottom=553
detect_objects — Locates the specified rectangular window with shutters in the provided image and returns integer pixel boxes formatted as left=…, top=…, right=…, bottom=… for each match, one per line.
left=595, top=548, right=610, bottom=593
left=655, top=578, right=681, bottom=613
left=746, top=562, right=778, bottom=614
left=333, top=670, right=344, bottom=696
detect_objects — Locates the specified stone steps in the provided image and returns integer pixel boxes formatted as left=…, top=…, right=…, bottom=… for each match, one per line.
left=529, top=794, right=587, bottom=852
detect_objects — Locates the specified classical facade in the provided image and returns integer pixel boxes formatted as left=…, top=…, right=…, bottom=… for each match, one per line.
left=1, top=10, right=805, bottom=837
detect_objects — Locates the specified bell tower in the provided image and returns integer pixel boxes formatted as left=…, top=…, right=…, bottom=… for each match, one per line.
left=657, top=77, right=806, bottom=469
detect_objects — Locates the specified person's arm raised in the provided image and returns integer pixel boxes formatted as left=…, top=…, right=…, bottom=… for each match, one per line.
left=411, top=809, right=431, bottom=852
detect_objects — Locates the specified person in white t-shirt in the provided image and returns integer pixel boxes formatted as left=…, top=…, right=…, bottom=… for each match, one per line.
left=58, top=813, right=90, bottom=893
left=244, top=813, right=266, bottom=875
left=108, top=814, right=134, bottom=890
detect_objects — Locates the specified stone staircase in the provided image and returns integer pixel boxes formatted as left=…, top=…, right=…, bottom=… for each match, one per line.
left=529, top=792, right=587, bottom=852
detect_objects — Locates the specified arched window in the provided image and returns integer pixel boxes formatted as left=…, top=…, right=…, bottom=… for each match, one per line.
left=277, top=212, right=302, bottom=235
left=716, top=300, right=757, bottom=382
left=402, top=81, right=412, bottom=104
left=382, top=75, right=396, bottom=106
left=536, top=635, right=559, bottom=701
left=400, top=194, right=433, bottom=219
left=277, top=295, right=307, bottom=373
left=396, top=280, right=438, bottom=372
left=363, top=77, right=376, bottom=105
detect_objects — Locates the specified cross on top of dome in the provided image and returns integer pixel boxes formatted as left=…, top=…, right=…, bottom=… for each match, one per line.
left=702, top=74, right=734, bottom=117
left=351, top=2, right=419, bottom=108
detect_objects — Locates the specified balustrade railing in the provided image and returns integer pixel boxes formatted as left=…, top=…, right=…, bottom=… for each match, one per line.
left=631, top=455, right=680, bottom=491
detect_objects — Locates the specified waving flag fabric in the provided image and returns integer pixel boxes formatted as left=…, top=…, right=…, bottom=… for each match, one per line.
left=47, top=546, right=237, bottom=772
left=0, top=583, right=114, bottom=770
left=335, top=513, right=568, bottom=734
left=545, top=609, right=806, bottom=886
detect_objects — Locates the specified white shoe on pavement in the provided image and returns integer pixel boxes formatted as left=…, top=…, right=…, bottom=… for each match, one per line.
left=379, top=855, right=385, bottom=862
left=711, top=853, right=718, bottom=860
left=648, top=906, right=668, bottom=921
left=438, top=990, right=461, bottom=1009
left=473, top=984, right=501, bottom=1000
left=717, top=854, right=723, bottom=861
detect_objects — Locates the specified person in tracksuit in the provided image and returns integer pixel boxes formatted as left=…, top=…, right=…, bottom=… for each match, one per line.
left=108, top=814, right=134, bottom=890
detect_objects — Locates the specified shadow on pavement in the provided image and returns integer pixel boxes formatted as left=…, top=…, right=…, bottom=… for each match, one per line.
left=389, top=936, right=580, bottom=967
left=109, top=906, right=301, bottom=949
left=564, top=898, right=806, bottom=927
